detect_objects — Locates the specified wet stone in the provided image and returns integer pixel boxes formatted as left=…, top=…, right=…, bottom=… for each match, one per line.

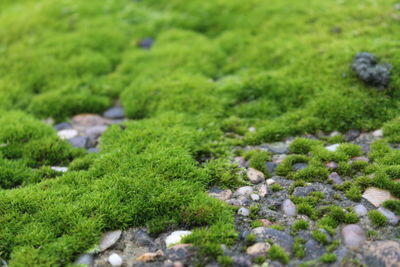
left=342, top=224, right=366, bottom=249
left=238, top=207, right=250, bottom=216
left=139, top=37, right=154, bottom=49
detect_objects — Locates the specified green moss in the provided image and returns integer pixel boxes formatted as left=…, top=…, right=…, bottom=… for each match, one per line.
left=270, top=183, right=284, bottom=192
left=243, top=150, right=272, bottom=175
left=268, top=244, right=289, bottom=264
left=275, top=155, right=309, bottom=177
left=297, top=203, right=316, bottom=219
left=251, top=220, right=264, bottom=228
left=289, top=138, right=322, bottom=155
left=337, top=144, right=363, bottom=158
left=293, top=237, right=305, bottom=259
left=345, top=185, right=362, bottom=202
left=382, top=117, right=400, bottom=143
left=217, top=255, right=234, bottom=267
left=382, top=199, right=400, bottom=215
left=291, top=220, right=309, bottom=235
left=368, top=210, right=388, bottom=227
left=312, top=230, right=329, bottom=245
left=319, top=253, right=337, bottom=263
left=269, top=225, right=285, bottom=231
left=327, top=240, right=340, bottom=253
left=245, top=233, right=257, bottom=246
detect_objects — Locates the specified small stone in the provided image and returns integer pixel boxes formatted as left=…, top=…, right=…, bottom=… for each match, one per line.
left=362, top=187, right=397, bottom=207
left=266, top=162, right=277, bottom=174
left=235, top=186, right=253, bottom=196
left=72, top=114, right=109, bottom=127
left=266, top=142, right=288, bottom=154
left=108, top=253, right=122, bottom=267
left=325, top=161, right=338, bottom=169
left=345, top=129, right=360, bottom=141
left=282, top=199, right=297, bottom=216
left=133, top=229, right=154, bottom=247
left=238, top=207, right=250, bottom=216
left=259, top=219, right=273, bottom=227
left=266, top=179, right=275, bottom=185
left=99, top=230, right=122, bottom=252
left=256, top=184, right=268, bottom=197
left=208, top=188, right=233, bottom=201
left=103, top=107, right=125, bottom=119
left=329, top=172, right=343, bottom=185
left=330, top=131, right=341, bottom=137
left=246, top=242, right=271, bottom=257
left=227, top=196, right=250, bottom=206
left=342, top=224, right=366, bottom=249
left=372, top=129, right=383, bottom=137
left=247, top=168, right=265, bottom=184
left=74, top=254, right=93, bottom=265
left=139, top=37, right=154, bottom=49
left=136, top=250, right=164, bottom=262
left=54, top=122, right=72, bottom=131
left=51, top=166, right=68, bottom=172
left=377, top=207, right=399, bottom=225
left=57, top=129, right=78, bottom=140
left=251, top=194, right=260, bottom=201
left=167, top=244, right=193, bottom=262
left=364, top=240, right=400, bottom=267
left=292, top=163, right=308, bottom=171
left=232, top=256, right=252, bottom=267
left=326, top=144, right=340, bottom=152
left=86, top=125, right=108, bottom=139
left=353, top=204, right=367, bottom=217
left=251, top=227, right=294, bottom=253
left=165, top=231, right=192, bottom=247
left=68, top=136, right=89, bottom=148
left=248, top=127, right=256, bottom=133
left=234, top=156, right=247, bottom=168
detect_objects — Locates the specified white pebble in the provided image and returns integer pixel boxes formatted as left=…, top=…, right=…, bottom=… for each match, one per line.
left=372, top=129, right=383, bottom=137
left=266, top=179, right=275, bottom=185
left=57, top=129, right=78, bottom=140
left=251, top=194, right=260, bottom=201
left=108, top=253, right=122, bottom=267
left=326, top=144, right=340, bottom=152
left=165, top=230, right=192, bottom=247
left=51, top=166, right=68, bottom=172
left=238, top=207, right=250, bottom=216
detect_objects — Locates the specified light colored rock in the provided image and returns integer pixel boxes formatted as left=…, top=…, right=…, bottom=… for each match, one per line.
left=208, top=189, right=232, bottom=201
left=72, top=114, right=110, bottom=127
left=74, top=254, right=93, bottom=265
left=362, top=187, right=397, bottom=207
left=364, top=240, right=400, bottom=267
left=326, top=144, right=340, bottom=152
left=329, top=172, right=343, bottom=184
left=248, top=127, right=256, bottom=133
left=326, top=161, right=338, bottom=169
left=246, top=242, right=271, bottom=257
left=259, top=219, right=273, bottom=227
left=247, top=168, right=265, bottom=184
left=108, top=253, right=123, bottom=267
left=235, top=186, right=253, bottom=196
left=330, top=131, right=341, bottom=137
left=57, top=129, right=78, bottom=140
left=238, top=207, right=250, bottom=216
left=282, top=199, right=297, bottom=216
left=377, top=207, right=399, bottom=225
left=342, top=224, right=366, bottom=249
left=165, top=231, right=192, bottom=247
left=250, top=194, right=260, bottom=201
left=234, top=156, right=246, bottom=168
left=372, top=129, right=383, bottom=137
left=51, top=166, right=68, bottom=173
left=256, top=184, right=268, bottom=197
left=99, top=230, right=122, bottom=252
left=353, top=204, right=367, bottom=217
left=136, top=250, right=164, bottom=262
left=266, top=179, right=275, bottom=185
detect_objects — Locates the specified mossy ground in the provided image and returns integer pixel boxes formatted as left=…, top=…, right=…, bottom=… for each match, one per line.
left=1, top=0, right=400, bottom=265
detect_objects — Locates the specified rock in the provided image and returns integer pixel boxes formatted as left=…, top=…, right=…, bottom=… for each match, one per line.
left=208, top=188, right=232, bottom=201
left=235, top=186, right=253, bottom=196
left=265, top=142, right=288, bottom=154
left=246, top=242, right=271, bottom=257
left=259, top=219, right=273, bottom=227
left=304, top=239, right=326, bottom=261
left=353, top=204, right=368, bottom=217
left=57, top=129, right=78, bottom=140
left=330, top=131, right=341, bottom=137
left=72, top=114, right=109, bottom=127
left=99, top=230, right=122, bottom=252
left=364, top=240, right=400, bottom=267
left=108, top=253, right=123, bottom=266
left=133, top=229, right=154, bottom=247
left=68, top=136, right=89, bottom=148
left=293, top=186, right=316, bottom=197
left=227, top=196, right=250, bottom=206
left=248, top=127, right=256, bottom=133
left=103, top=106, right=125, bottom=119
left=282, top=199, right=297, bottom=216
left=87, top=147, right=99, bottom=153
left=51, top=166, right=68, bottom=172
left=165, top=231, right=192, bottom=247
left=266, top=179, right=275, bottom=185
left=352, top=52, right=391, bottom=89
left=136, top=250, right=164, bottom=262
left=232, top=255, right=252, bottom=267
left=372, top=129, right=383, bottom=137
left=247, top=168, right=265, bottom=184
left=329, top=172, right=343, bottom=185
left=74, top=254, right=93, bottom=265
left=238, top=207, right=250, bottom=216
left=256, top=184, right=268, bottom=197
left=377, top=207, right=399, bottom=225
left=342, top=224, right=366, bottom=249
left=326, top=144, right=340, bottom=152
left=54, top=122, right=72, bottom=131
left=167, top=244, right=193, bottom=262
left=251, top=227, right=294, bottom=253
left=250, top=194, right=260, bottom=201
left=234, top=156, right=247, bottom=168
left=139, top=37, right=154, bottom=49
left=345, top=129, right=360, bottom=141
left=86, top=125, right=108, bottom=139
left=266, top=162, right=277, bottom=174
left=362, top=187, right=397, bottom=207
left=326, top=161, right=338, bottom=169
left=292, top=163, right=308, bottom=171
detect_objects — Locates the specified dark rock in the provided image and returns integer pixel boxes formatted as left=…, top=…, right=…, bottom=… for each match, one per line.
left=139, top=37, right=154, bottom=49
left=54, top=122, right=72, bottom=131
left=304, top=239, right=326, bottom=261
left=167, top=244, right=193, bottom=262
left=103, top=107, right=125, bottom=119
left=231, top=255, right=252, bottom=267
left=293, top=186, right=317, bottom=197
left=68, top=136, right=89, bottom=148
left=251, top=227, right=294, bottom=253
left=133, top=229, right=155, bottom=247
left=266, top=162, right=277, bottom=174
left=292, top=163, right=308, bottom=171
left=345, top=129, right=360, bottom=141
left=352, top=52, right=392, bottom=89
left=364, top=241, right=400, bottom=267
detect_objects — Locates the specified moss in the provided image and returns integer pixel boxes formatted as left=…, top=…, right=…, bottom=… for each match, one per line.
left=270, top=183, right=284, bottom=192
left=243, top=150, right=272, bottom=175
left=312, top=230, right=329, bottom=245
left=382, top=199, right=400, bottom=215
left=289, top=138, right=322, bottom=155
left=319, top=253, right=337, bottom=263
left=203, top=158, right=245, bottom=188
left=368, top=210, right=388, bottom=227
left=251, top=220, right=264, bottom=228
left=337, top=144, right=363, bottom=158
left=327, top=240, right=340, bottom=253
left=269, top=225, right=285, bottom=231
left=291, top=220, right=309, bottom=235
left=382, top=117, right=400, bottom=143
left=293, top=237, right=305, bottom=259
left=345, top=185, right=362, bottom=202
left=245, top=233, right=257, bottom=246
left=292, top=165, right=329, bottom=182
left=268, top=244, right=289, bottom=264
left=297, top=203, right=316, bottom=219
left=275, top=155, right=309, bottom=177
left=217, top=255, right=234, bottom=267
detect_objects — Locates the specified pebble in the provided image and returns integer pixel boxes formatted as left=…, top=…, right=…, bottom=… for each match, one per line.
left=377, top=207, right=399, bottom=225
left=326, top=161, right=338, bottom=169
left=372, top=129, right=383, bottom=137
left=86, top=125, right=108, bottom=139
left=103, top=107, right=125, bottom=119
left=256, top=184, right=268, bottom=197
left=251, top=227, right=294, bottom=253
left=362, top=187, right=397, bottom=207
left=246, top=242, right=271, bottom=257
left=136, top=250, right=164, bottom=262
left=232, top=255, right=252, bottom=267
left=238, top=207, right=250, bottom=216
left=139, top=37, right=154, bottom=49
left=54, top=122, right=72, bottom=131
left=326, top=144, right=340, bottom=152
left=292, top=163, right=308, bottom=171
left=234, top=156, right=247, bottom=168
left=330, top=131, right=341, bottom=137
left=167, top=244, right=193, bottom=262
left=248, top=127, right=256, bottom=133
left=133, top=229, right=155, bottom=247
left=68, top=136, right=89, bottom=148
left=57, top=129, right=78, bottom=140
left=345, top=129, right=360, bottom=141
left=74, top=253, right=93, bottom=265
left=329, top=172, right=343, bottom=185
left=342, top=224, right=366, bottom=249
left=266, top=162, right=277, bottom=174
left=208, top=188, right=233, bottom=201
left=364, top=240, right=400, bottom=267
left=353, top=204, right=368, bottom=217
left=108, top=253, right=123, bottom=267
left=282, top=199, right=297, bottom=216
left=250, top=194, right=260, bottom=201
left=247, top=168, right=265, bottom=184
left=266, top=179, right=275, bottom=185
left=165, top=231, right=192, bottom=247
left=235, top=186, right=253, bottom=196
left=51, top=166, right=68, bottom=172
left=99, top=230, right=122, bottom=252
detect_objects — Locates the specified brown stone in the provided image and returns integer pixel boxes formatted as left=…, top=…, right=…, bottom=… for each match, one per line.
left=362, top=187, right=398, bottom=207
left=246, top=242, right=271, bottom=257
left=247, top=168, right=265, bottom=184
left=208, top=189, right=232, bottom=201
left=136, top=250, right=164, bottom=262
left=72, top=114, right=110, bottom=127
left=364, top=241, right=400, bottom=267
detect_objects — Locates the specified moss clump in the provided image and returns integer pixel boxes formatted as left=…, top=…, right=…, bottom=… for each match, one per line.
left=382, top=199, right=400, bottom=215
left=345, top=185, right=362, bottom=202
left=337, top=144, right=363, bottom=158
left=275, top=155, right=309, bottom=177
left=312, top=230, right=329, bottom=245
left=245, top=233, right=257, bottom=246
left=297, top=203, right=316, bottom=219
left=368, top=210, right=387, bottom=227
left=293, top=238, right=306, bottom=259
left=251, top=220, right=264, bottom=228
left=244, top=150, right=272, bottom=175
left=217, top=255, right=234, bottom=267
left=268, top=244, right=289, bottom=264
left=270, top=183, right=284, bottom=192
left=291, top=220, right=309, bottom=235
left=319, top=253, right=337, bottom=263
left=289, top=138, right=322, bottom=155
left=382, top=117, right=400, bottom=143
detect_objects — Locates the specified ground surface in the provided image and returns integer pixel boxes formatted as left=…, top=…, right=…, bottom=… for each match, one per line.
left=1, top=0, right=400, bottom=266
